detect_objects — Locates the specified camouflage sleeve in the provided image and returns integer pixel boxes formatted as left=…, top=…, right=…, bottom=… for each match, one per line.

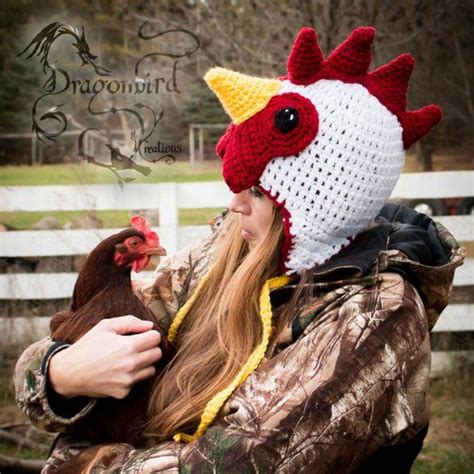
left=13, top=217, right=223, bottom=435
left=13, top=337, right=98, bottom=433
left=40, top=272, right=430, bottom=473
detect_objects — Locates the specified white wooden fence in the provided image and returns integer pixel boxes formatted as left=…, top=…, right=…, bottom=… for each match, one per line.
left=1, top=172, right=473, bottom=375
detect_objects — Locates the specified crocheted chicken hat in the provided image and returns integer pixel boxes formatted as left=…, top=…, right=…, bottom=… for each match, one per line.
left=167, top=26, right=442, bottom=445
left=204, top=26, right=442, bottom=276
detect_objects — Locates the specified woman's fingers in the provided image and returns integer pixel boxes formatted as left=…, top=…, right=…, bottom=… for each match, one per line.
left=133, top=347, right=163, bottom=371
left=56, top=316, right=164, bottom=399
left=126, top=329, right=161, bottom=352
left=133, top=365, right=157, bottom=384
left=101, top=315, right=162, bottom=352
left=113, top=349, right=161, bottom=398
left=106, top=315, right=154, bottom=335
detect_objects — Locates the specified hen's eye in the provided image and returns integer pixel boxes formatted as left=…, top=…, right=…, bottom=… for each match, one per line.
left=130, top=239, right=139, bottom=248
left=274, top=107, right=299, bottom=133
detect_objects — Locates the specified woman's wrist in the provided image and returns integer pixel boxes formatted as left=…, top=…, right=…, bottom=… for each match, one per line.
left=48, top=348, right=79, bottom=399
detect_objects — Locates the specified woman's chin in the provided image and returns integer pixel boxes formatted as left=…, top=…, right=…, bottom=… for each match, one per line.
left=247, top=239, right=260, bottom=251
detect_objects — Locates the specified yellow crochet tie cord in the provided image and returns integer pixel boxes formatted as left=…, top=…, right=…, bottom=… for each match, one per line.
left=167, top=266, right=291, bottom=443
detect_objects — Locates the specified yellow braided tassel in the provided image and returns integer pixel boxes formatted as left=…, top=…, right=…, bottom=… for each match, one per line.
left=172, top=274, right=292, bottom=443
left=167, top=263, right=217, bottom=343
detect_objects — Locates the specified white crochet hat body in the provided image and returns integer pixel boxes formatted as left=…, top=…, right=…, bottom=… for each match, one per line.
left=259, top=79, right=405, bottom=275
left=204, top=27, right=441, bottom=276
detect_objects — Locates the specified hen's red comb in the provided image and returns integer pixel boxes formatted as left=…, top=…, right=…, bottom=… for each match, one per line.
left=130, top=215, right=159, bottom=246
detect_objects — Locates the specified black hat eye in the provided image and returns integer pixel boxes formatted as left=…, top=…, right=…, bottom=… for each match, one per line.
left=274, top=107, right=299, bottom=133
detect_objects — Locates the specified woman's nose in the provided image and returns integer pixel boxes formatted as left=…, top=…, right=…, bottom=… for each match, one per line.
left=228, top=191, right=250, bottom=215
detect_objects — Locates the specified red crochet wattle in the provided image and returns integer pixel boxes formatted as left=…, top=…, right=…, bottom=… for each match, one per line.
left=215, top=92, right=319, bottom=193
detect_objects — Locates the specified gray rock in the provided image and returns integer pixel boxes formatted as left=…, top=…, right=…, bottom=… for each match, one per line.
left=71, top=213, right=103, bottom=229
left=73, top=255, right=88, bottom=272
left=31, top=216, right=61, bottom=230
left=36, top=256, right=72, bottom=273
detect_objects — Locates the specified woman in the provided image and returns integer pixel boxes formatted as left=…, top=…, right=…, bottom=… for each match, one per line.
left=14, top=27, right=465, bottom=472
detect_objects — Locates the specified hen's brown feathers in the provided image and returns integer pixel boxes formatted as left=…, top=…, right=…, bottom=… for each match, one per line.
left=49, top=227, right=174, bottom=446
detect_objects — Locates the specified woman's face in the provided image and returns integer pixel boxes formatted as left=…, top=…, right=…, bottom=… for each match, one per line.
left=228, top=185, right=275, bottom=250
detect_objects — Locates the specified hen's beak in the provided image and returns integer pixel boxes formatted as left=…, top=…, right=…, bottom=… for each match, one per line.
left=146, top=246, right=167, bottom=256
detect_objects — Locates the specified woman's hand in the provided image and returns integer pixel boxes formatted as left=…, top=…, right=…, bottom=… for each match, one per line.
left=48, top=315, right=163, bottom=399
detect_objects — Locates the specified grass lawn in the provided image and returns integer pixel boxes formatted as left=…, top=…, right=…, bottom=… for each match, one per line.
left=412, top=373, right=473, bottom=473
left=0, top=208, right=227, bottom=229
left=0, top=161, right=226, bottom=228
left=0, top=161, right=223, bottom=186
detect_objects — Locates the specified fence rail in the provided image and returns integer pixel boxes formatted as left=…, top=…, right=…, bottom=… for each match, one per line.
left=1, top=171, right=473, bottom=376
left=1, top=260, right=472, bottom=300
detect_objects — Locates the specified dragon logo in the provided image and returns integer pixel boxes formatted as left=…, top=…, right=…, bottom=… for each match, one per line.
left=18, top=21, right=200, bottom=187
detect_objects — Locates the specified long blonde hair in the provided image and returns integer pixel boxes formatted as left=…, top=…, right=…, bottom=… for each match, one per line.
left=144, top=206, right=311, bottom=442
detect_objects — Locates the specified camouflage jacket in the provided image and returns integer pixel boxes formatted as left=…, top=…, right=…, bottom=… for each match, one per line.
left=14, top=204, right=465, bottom=473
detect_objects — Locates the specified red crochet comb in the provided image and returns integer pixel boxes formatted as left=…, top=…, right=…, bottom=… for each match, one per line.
left=283, top=27, right=442, bottom=149
left=130, top=215, right=159, bottom=246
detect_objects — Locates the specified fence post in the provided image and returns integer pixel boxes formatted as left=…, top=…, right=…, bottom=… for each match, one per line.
left=199, top=126, right=204, bottom=162
left=189, top=125, right=195, bottom=166
left=38, top=139, right=43, bottom=165
left=159, top=183, right=178, bottom=254
left=31, top=135, right=37, bottom=166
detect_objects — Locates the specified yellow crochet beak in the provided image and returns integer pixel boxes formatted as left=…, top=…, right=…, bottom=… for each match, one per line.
left=204, top=67, right=282, bottom=124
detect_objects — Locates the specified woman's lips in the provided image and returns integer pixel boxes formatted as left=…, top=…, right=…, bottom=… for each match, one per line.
left=241, top=228, right=254, bottom=239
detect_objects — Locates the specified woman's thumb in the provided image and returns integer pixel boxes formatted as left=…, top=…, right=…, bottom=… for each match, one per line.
left=107, top=315, right=154, bottom=335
